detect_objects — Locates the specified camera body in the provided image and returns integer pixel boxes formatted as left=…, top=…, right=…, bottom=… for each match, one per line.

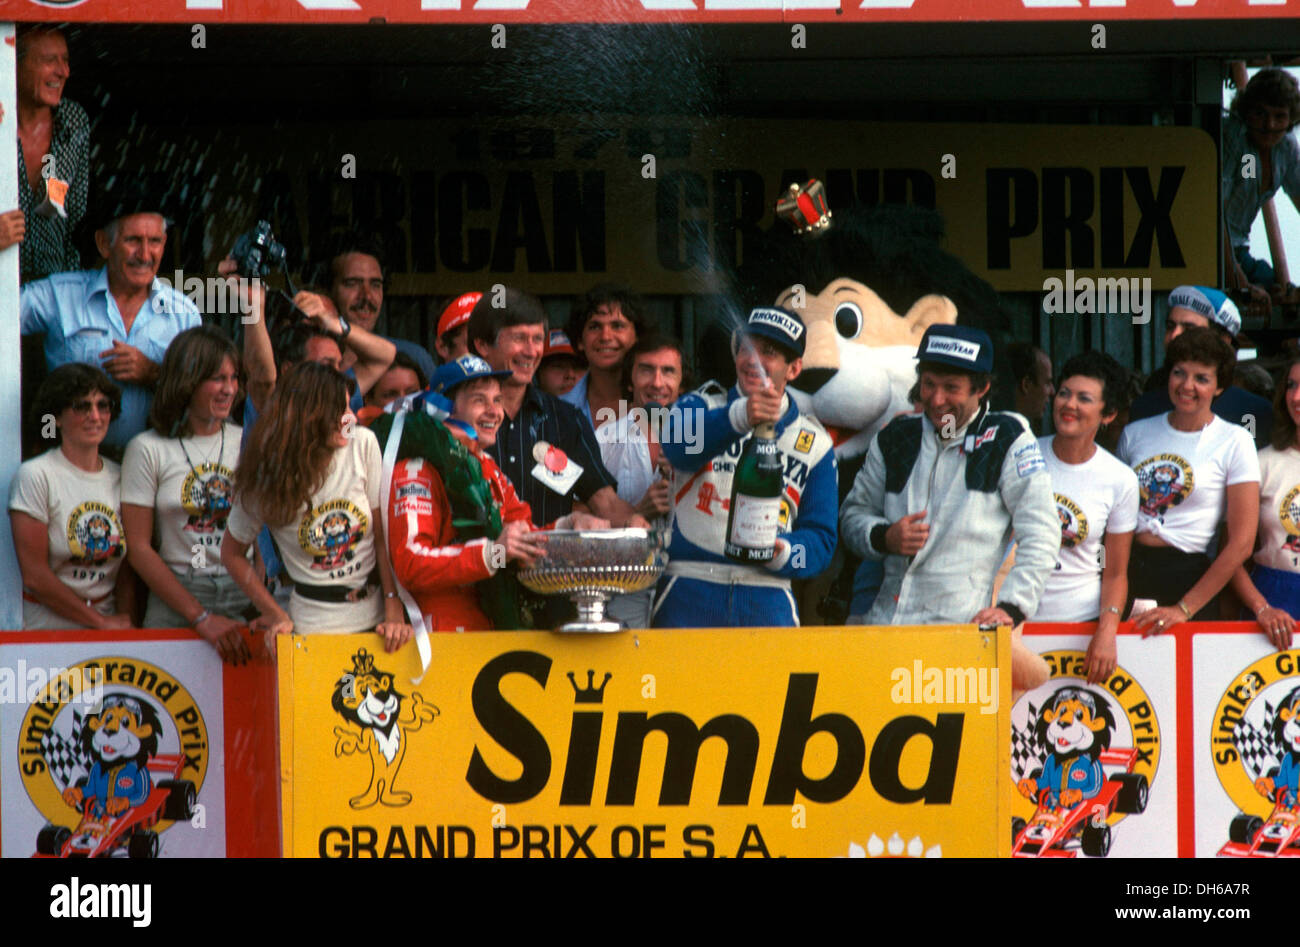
left=230, top=220, right=286, bottom=279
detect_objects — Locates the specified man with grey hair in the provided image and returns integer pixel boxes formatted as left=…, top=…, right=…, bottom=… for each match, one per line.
left=20, top=184, right=199, bottom=452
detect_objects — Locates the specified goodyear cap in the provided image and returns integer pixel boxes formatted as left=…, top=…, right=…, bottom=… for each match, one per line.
left=917, top=324, right=994, bottom=374
left=1167, top=285, right=1241, bottom=338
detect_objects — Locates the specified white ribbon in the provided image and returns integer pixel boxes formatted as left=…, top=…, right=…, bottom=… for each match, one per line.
left=378, top=408, right=433, bottom=684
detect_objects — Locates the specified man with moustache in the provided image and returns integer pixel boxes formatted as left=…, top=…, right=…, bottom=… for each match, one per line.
left=319, top=235, right=436, bottom=383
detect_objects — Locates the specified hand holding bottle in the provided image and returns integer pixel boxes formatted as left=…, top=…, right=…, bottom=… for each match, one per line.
left=745, top=384, right=784, bottom=427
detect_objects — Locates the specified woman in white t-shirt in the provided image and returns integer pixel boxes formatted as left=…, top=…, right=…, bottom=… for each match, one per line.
left=1232, top=357, right=1300, bottom=649
left=221, top=361, right=412, bottom=648
left=1034, top=351, right=1139, bottom=683
left=8, top=364, right=136, bottom=629
left=122, top=326, right=251, bottom=663
left=1117, top=327, right=1260, bottom=633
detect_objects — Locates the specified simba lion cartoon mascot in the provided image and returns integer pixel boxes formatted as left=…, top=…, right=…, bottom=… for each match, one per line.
left=1257, top=685, right=1300, bottom=809
left=332, top=648, right=439, bottom=809
left=63, top=693, right=163, bottom=818
left=1018, top=686, right=1116, bottom=810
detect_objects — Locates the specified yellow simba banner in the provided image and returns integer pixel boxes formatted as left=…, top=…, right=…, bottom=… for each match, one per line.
left=278, top=626, right=1009, bottom=858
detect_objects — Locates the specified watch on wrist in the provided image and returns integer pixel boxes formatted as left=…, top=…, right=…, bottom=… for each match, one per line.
left=337, top=313, right=351, bottom=339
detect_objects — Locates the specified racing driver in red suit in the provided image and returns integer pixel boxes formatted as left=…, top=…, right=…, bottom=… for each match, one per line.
left=386, top=354, right=607, bottom=630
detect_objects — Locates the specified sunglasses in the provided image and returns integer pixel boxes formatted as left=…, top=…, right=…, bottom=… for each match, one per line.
left=69, top=397, right=113, bottom=417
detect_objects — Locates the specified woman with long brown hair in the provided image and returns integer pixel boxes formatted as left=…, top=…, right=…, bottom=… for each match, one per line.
left=9, top=364, right=136, bottom=628
left=221, top=361, right=411, bottom=648
left=122, top=325, right=250, bottom=663
left=1232, top=355, right=1300, bottom=649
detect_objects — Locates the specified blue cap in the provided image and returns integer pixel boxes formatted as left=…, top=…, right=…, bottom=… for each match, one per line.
left=431, top=354, right=513, bottom=396
left=917, top=324, right=994, bottom=373
left=1167, top=285, right=1241, bottom=338
left=742, top=306, right=806, bottom=358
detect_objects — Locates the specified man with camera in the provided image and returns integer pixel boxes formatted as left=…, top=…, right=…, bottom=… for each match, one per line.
left=222, top=231, right=397, bottom=420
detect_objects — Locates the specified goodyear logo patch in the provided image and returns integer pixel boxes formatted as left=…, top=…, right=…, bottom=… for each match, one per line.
left=923, top=336, right=979, bottom=362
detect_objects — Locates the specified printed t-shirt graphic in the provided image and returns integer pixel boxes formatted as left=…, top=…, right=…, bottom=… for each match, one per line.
left=1256, top=446, right=1300, bottom=570
left=8, top=449, right=126, bottom=603
left=226, top=427, right=384, bottom=633
left=1033, top=436, right=1139, bottom=622
left=121, top=426, right=241, bottom=577
left=1116, top=415, right=1259, bottom=555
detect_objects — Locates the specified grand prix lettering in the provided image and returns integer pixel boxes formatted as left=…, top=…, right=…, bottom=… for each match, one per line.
left=986, top=165, right=1185, bottom=270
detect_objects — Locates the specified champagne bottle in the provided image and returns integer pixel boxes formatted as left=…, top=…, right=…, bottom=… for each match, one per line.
left=725, top=421, right=783, bottom=562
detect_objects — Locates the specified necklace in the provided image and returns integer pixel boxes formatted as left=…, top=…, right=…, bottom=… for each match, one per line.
left=178, top=422, right=227, bottom=516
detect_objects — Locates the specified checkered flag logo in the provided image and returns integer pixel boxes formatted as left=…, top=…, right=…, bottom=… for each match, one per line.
left=1233, top=709, right=1278, bottom=782
left=39, top=711, right=89, bottom=791
left=1011, top=703, right=1045, bottom=782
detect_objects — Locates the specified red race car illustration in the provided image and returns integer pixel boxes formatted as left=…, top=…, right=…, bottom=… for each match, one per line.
left=1012, top=748, right=1149, bottom=857
left=1218, top=804, right=1300, bottom=858
left=33, top=753, right=196, bottom=859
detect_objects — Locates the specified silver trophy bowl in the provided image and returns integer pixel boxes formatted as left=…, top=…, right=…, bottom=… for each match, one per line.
left=517, top=528, right=667, bottom=632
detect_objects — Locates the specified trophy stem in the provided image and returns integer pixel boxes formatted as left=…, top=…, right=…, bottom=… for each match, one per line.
left=559, top=590, right=623, bottom=634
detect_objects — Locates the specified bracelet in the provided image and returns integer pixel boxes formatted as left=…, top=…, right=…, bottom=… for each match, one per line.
left=384, top=592, right=397, bottom=600
left=1176, top=600, right=1192, bottom=619
left=191, top=609, right=211, bottom=628
left=1103, top=606, right=1120, bottom=616
left=1255, top=602, right=1271, bottom=617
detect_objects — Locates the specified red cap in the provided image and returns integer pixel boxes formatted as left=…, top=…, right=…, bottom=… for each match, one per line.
left=541, top=328, right=581, bottom=363
left=437, top=292, right=482, bottom=339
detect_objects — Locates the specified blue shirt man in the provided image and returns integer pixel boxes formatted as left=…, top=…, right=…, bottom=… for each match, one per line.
left=20, top=209, right=199, bottom=451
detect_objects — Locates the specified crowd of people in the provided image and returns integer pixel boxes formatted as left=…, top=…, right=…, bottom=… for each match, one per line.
left=7, top=25, right=1300, bottom=679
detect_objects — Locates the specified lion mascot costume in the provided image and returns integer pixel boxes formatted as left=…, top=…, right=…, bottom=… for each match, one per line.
left=736, top=182, right=1046, bottom=693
